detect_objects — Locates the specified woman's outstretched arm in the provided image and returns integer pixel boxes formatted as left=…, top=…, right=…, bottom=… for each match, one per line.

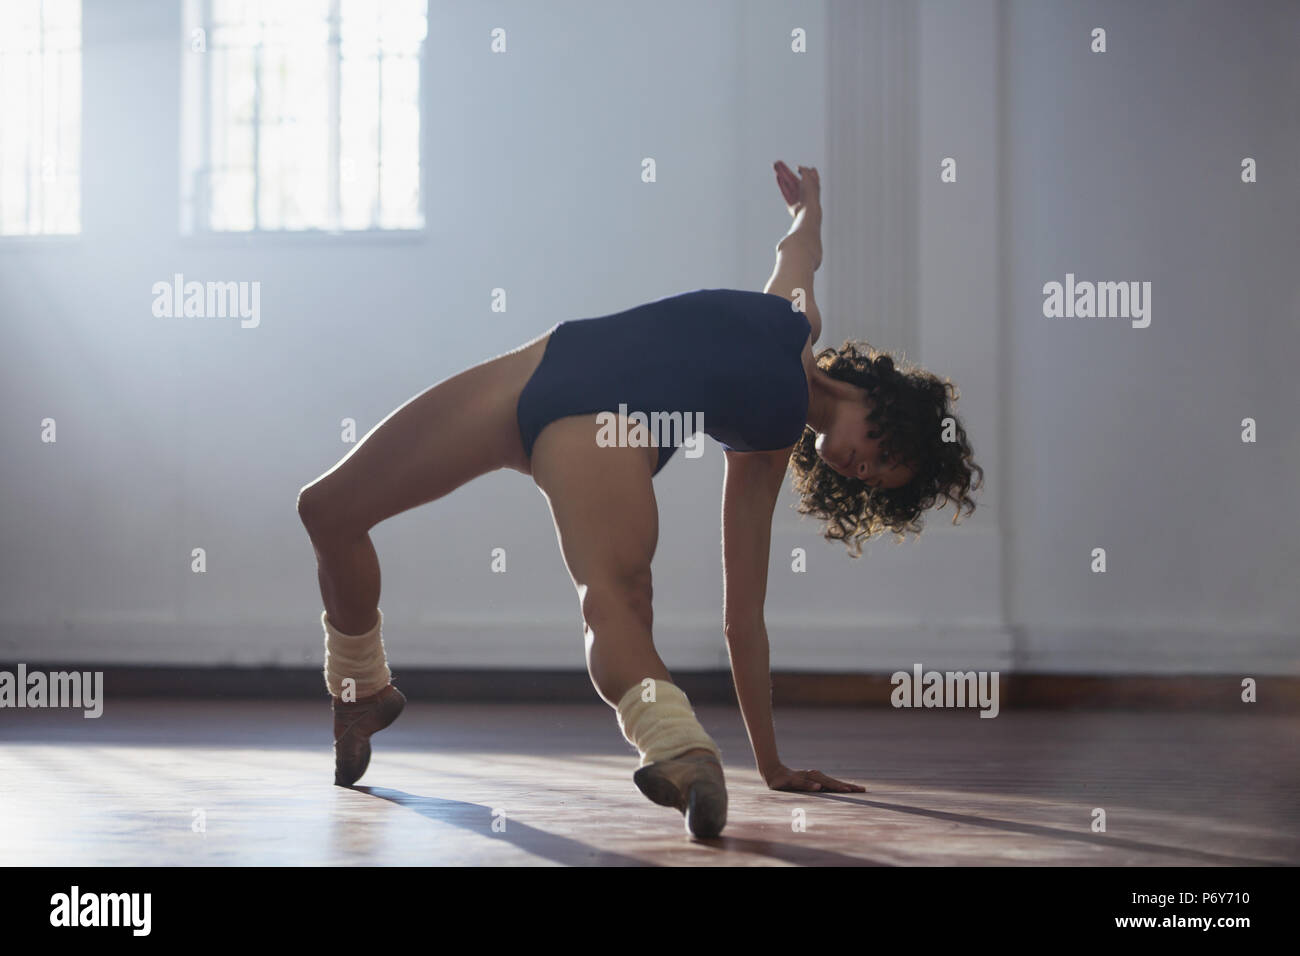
left=721, top=447, right=788, bottom=781
left=773, top=161, right=822, bottom=266
left=766, top=161, right=823, bottom=343
left=721, top=446, right=864, bottom=793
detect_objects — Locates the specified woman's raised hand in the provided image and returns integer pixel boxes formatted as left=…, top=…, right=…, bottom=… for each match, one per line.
left=773, top=160, right=820, bottom=216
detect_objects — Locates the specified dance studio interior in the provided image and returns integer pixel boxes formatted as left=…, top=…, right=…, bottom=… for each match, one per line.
left=2, top=0, right=1297, bottom=880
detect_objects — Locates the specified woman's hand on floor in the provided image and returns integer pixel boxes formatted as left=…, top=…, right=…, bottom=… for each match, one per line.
left=765, top=763, right=865, bottom=793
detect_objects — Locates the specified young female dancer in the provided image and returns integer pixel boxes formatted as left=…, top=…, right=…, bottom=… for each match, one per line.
left=296, top=162, right=983, bottom=838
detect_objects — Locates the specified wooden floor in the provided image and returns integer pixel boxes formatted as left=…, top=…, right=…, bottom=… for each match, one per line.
left=1, top=700, right=1296, bottom=866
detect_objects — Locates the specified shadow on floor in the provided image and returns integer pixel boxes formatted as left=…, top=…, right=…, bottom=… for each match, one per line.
left=811, top=792, right=1287, bottom=866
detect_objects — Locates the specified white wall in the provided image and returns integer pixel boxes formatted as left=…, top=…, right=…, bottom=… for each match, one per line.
left=999, top=0, right=1300, bottom=672
left=0, top=0, right=1295, bottom=676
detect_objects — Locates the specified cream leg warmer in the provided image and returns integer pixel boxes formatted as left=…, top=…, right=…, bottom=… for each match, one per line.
left=321, top=608, right=392, bottom=700
left=616, top=679, right=721, bottom=767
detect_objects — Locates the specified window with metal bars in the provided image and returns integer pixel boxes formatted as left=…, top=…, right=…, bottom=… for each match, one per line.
left=0, top=0, right=81, bottom=236
left=181, top=0, right=426, bottom=233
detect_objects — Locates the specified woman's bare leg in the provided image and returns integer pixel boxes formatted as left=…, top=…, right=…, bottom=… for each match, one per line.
left=528, top=415, right=668, bottom=703
left=529, top=416, right=711, bottom=756
left=296, top=336, right=549, bottom=785
left=296, top=338, right=545, bottom=634
left=529, top=415, right=724, bottom=835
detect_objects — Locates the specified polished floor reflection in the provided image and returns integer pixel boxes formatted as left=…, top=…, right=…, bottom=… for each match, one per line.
left=1, top=700, right=1295, bottom=866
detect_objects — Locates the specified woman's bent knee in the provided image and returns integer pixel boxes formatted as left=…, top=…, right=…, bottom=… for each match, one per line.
left=580, top=570, right=654, bottom=634
left=297, top=480, right=363, bottom=541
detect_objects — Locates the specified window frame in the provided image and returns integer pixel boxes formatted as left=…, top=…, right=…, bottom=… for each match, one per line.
left=0, top=0, right=83, bottom=240
left=180, top=0, right=428, bottom=240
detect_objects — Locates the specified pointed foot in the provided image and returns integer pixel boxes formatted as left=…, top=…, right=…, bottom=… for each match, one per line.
left=332, top=684, right=406, bottom=786
left=633, top=752, right=728, bottom=838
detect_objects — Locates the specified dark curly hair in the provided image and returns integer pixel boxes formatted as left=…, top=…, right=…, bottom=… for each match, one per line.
left=789, top=340, right=984, bottom=556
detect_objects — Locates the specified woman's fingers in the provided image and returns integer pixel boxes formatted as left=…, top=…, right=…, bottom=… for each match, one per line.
left=807, top=770, right=863, bottom=792
left=793, top=772, right=822, bottom=791
left=774, top=162, right=800, bottom=205
left=774, top=771, right=820, bottom=791
left=786, top=769, right=862, bottom=793
left=772, top=767, right=862, bottom=793
left=775, top=161, right=819, bottom=213
left=796, top=166, right=820, bottom=199
left=807, top=772, right=846, bottom=791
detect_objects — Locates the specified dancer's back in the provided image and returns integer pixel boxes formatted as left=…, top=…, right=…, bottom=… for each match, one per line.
left=516, top=288, right=812, bottom=475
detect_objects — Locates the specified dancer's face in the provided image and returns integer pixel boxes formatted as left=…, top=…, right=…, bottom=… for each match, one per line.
left=814, top=395, right=915, bottom=490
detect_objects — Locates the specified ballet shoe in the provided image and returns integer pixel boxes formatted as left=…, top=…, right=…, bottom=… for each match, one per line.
left=632, top=751, right=728, bottom=838
left=332, top=683, right=406, bottom=786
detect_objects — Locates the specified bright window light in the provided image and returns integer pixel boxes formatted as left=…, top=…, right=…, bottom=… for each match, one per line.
left=182, top=0, right=427, bottom=233
left=0, top=0, right=81, bottom=236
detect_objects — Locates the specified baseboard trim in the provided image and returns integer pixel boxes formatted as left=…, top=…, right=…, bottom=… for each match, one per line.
left=1, top=664, right=1293, bottom=711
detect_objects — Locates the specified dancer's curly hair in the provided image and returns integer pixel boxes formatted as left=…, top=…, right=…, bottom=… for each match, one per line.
left=790, top=340, right=984, bottom=556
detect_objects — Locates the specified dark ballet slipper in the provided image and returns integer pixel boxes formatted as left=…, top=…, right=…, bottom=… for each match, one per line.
left=633, top=752, right=728, bottom=838
left=332, top=684, right=406, bottom=786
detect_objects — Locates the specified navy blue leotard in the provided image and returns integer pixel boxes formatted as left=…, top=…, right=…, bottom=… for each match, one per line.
left=516, top=288, right=812, bottom=476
